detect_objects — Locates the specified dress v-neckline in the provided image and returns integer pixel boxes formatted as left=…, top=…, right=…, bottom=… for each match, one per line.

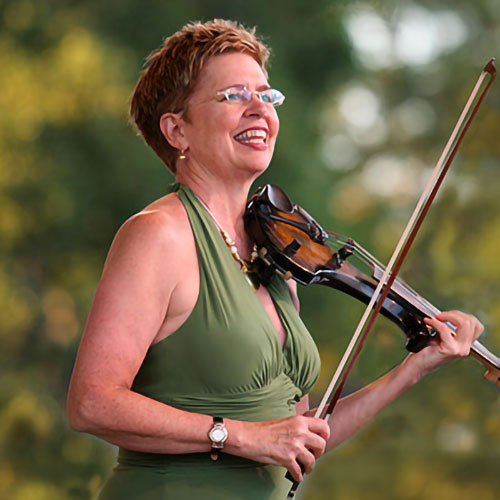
left=185, top=184, right=291, bottom=354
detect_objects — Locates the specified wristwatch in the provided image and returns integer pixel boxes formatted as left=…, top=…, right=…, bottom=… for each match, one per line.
left=208, top=416, right=228, bottom=461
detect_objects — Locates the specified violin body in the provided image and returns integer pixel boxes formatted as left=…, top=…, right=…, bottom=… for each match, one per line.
left=244, top=184, right=500, bottom=386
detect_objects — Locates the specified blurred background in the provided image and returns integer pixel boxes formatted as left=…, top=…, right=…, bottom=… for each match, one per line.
left=1, top=0, right=499, bottom=499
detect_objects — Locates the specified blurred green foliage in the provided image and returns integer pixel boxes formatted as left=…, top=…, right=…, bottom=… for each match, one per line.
left=1, top=0, right=499, bottom=499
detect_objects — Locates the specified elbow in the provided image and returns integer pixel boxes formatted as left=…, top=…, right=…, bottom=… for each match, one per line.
left=67, top=395, right=92, bottom=433
left=66, top=388, right=105, bottom=434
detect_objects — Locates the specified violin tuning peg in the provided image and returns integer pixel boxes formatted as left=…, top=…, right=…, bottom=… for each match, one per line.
left=276, top=269, right=293, bottom=281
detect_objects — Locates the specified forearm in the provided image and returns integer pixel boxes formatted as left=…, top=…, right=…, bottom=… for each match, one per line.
left=317, top=309, right=483, bottom=452
left=322, top=354, right=422, bottom=451
left=68, top=386, right=244, bottom=455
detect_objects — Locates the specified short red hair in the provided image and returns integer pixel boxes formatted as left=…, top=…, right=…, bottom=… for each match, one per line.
left=129, top=19, right=270, bottom=173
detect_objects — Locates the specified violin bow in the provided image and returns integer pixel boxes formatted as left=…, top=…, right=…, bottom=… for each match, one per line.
left=287, top=58, right=497, bottom=499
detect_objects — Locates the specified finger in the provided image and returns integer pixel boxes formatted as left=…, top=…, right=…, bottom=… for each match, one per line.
left=286, top=460, right=303, bottom=483
left=474, top=318, right=485, bottom=339
left=436, top=310, right=483, bottom=343
left=307, top=417, right=331, bottom=441
left=435, top=310, right=476, bottom=334
left=296, top=449, right=316, bottom=475
left=303, top=433, right=327, bottom=459
left=424, top=316, right=471, bottom=358
left=424, top=317, right=455, bottom=344
left=435, top=310, right=467, bottom=323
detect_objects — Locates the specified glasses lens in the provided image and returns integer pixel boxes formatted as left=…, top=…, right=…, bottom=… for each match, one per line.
left=224, top=86, right=249, bottom=102
left=258, top=90, right=274, bottom=104
left=267, top=185, right=293, bottom=212
left=257, top=89, right=285, bottom=107
left=270, top=89, right=285, bottom=107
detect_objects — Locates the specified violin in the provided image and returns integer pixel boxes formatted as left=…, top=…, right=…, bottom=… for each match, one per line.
left=244, top=183, right=500, bottom=386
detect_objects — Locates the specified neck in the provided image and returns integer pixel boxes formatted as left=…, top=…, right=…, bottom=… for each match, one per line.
left=176, top=162, right=259, bottom=257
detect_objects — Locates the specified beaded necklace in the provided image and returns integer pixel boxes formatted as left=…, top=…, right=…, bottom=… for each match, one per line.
left=196, top=195, right=260, bottom=290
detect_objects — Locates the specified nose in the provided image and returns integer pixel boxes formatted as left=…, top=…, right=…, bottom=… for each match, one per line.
left=245, top=92, right=270, bottom=117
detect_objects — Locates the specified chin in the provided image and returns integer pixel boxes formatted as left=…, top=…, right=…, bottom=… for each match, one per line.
left=245, top=151, right=274, bottom=172
left=243, top=159, right=271, bottom=177
left=229, top=150, right=274, bottom=180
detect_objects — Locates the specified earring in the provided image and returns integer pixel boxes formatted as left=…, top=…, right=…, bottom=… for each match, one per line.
left=179, top=150, right=187, bottom=160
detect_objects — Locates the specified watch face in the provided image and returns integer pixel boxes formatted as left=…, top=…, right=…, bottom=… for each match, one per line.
left=211, top=428, right=226, bottom=442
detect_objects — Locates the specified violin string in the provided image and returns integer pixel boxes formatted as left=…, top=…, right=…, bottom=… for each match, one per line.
left=324, top=232, right=442, bottom=318
left=325, top=234, right=417, bottom=299
left=324, top=231, right=384, bottom=269
left=325, top=230, right=382, bottom=267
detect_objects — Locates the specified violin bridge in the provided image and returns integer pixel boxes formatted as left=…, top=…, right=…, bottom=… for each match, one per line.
left=333, top=241, right=355, bottom=268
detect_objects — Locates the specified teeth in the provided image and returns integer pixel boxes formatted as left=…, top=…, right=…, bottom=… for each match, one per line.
left=234, top=129, right=267, bottom=142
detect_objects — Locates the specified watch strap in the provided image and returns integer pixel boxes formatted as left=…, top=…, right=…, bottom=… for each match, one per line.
left=209, top=416, right=226, bottom=461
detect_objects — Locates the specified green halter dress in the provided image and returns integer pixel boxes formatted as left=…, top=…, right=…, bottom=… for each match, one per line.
left=97, top=185, right=321, bottom=500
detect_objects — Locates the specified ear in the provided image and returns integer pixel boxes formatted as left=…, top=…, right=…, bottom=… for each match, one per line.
left=159, top=112, right=189, bottom=152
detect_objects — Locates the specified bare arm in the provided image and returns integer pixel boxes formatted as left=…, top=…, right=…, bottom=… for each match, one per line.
left=303, top=311, right=483, bottom=451
left=321, top=354, right=420, bottom=450
left=66, top=205, right=212, bottom=453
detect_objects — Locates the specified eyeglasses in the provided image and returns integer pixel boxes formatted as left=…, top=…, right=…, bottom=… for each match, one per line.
left=216, top=85, right=285, bottom=107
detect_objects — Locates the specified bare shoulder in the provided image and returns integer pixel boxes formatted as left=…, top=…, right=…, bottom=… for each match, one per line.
left=100, top=192, right=196, bottom=286
left=108, top=193, right=190, bottom=263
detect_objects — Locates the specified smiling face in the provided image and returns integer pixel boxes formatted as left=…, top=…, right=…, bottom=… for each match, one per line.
left=178, top=52, right=280, bottom=181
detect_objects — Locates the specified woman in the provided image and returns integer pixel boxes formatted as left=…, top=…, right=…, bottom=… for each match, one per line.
left=67, top=19, right=483, bottom=499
